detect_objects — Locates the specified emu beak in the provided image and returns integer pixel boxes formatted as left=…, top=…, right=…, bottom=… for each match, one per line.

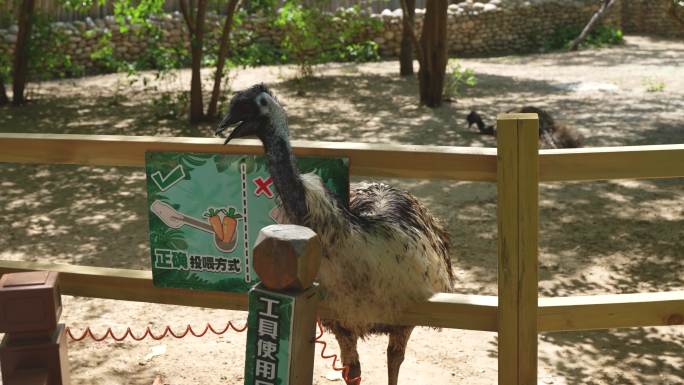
left=216, top=113, right=243, bottom=145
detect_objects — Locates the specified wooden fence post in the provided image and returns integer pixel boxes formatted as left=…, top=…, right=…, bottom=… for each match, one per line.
left=244, top=224, right=322, bottom=385
left=496, top=113, right=539, bottom=385
left=0, top=271, right=70, bottom=385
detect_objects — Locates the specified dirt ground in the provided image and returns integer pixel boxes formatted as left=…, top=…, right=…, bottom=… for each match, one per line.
left=0, top=35, right=683, bottom=385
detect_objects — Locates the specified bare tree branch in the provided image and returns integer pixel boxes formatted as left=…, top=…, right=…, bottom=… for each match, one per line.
left=568, top=0, right=617, bottom=51
left=207, top=0, right=241, bottom=118
left=178, top=0, right=195, bottom=35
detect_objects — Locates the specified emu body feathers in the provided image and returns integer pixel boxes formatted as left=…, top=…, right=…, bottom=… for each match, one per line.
left=218, top=84, right=454, bottom=385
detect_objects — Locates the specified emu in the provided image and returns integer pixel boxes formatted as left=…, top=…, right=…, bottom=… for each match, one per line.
left=216, top=84, right=454, bottom=385
left=467, top=107, right=584, bottom=148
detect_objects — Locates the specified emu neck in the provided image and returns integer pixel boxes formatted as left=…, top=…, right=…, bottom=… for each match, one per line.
left=261, top=134, right=309, bottom=225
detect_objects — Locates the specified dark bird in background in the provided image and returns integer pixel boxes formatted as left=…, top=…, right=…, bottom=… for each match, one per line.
left=216, top=84, right=454, bottom=385
left=466, top=110, right=495, bottom=135
left=467, top=107, right=584, bottom=148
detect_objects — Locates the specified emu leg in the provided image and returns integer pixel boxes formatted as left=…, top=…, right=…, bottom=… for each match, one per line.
left=387, top=326, right=414, bottom=385
left=329, top=322, right=361, bottom=384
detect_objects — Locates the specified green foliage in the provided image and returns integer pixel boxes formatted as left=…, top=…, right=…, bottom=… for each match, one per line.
left=112, top=0, right=164, bottom=32
left=339, top=40, right=380, bottom=62
left=3, top=0, right=381, bottom=86
left=643, top=77, right=665, bottom=92
left=28, top=13, right=85, bottom=79
left=90, top=30, right=125, bottom=72
left=545, top=25, right=624, bottom=51
left=141, top=29, right=191, bottom=71
left=274, top=2, right=381, bottom=77
left=0, top=3, right=13, bottom=29
left=443, top=59, right=477, bottom=101
left=233, top=38, right=283, bottom=67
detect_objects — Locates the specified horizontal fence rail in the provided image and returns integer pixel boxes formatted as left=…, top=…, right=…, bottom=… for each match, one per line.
left=0, top=134, right=497, bottom=182
left=0, top=260, right=499, bottom=332
left=539, top=292, right=684, bottom=332
left=1, top=134, right=683, bottom=182
left=539, top=145, right=684, bottom=181
left=0, top=260, right=681, bottom=332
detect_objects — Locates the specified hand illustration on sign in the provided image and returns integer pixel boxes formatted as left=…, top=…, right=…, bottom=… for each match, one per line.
left=150, top=200, right=239, bottom=252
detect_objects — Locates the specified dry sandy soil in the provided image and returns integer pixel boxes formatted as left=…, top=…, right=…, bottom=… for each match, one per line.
left=0, top=35, right=683, bottom=385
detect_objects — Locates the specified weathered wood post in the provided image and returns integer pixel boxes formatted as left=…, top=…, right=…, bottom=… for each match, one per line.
left=496, top=113, right=539, bottom=385
left=0, top=271, right=70, bottom=385
left=244, top=224, right=322, bottom=385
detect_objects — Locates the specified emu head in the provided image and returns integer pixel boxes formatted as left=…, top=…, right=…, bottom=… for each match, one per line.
left=216, top=84, right=287, bottom=144
left=466, top=111, right=483, bottom=129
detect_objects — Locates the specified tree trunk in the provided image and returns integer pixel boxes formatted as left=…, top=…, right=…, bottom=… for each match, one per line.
left=0, top=78, right=8, bottom=105
left=180, top=0, right=208, bottom=123
left=206, top=0, right=240, bottom=119
left=12, top=0, right=35, bottom=105
left=568, top=0, right=617, bottom=51
left=399, top=0, right=415, bottom=76
left=418, top=0, right=447, bottom=108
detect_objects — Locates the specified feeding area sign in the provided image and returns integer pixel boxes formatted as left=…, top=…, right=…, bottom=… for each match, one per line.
left=145, top=151, right=349, bottom=292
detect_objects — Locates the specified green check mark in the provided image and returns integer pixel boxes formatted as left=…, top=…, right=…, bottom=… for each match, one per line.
left=151, top=165, right=186, bottom=192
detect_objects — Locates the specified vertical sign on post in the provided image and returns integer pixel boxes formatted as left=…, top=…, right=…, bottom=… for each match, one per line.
left=244, top=225, right=321, bottom=385
left=245, top=287, right=294, bottom=385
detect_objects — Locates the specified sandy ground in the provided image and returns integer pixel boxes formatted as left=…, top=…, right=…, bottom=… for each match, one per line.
left=0, top=35, right=683, bottom=384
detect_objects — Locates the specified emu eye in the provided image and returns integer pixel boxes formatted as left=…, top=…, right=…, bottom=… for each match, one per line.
left=259, top=98, right=267, bottom=107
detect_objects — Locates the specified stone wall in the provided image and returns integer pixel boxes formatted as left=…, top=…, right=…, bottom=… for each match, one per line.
left=0, top=0, right=680, bottom=75
left=622, top=0, right=684, bottom=38
left=373, top=0, right=622, bottom=57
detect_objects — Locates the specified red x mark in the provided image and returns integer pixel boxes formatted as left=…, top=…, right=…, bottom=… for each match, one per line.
left=253, top=176, right=274, bottom=198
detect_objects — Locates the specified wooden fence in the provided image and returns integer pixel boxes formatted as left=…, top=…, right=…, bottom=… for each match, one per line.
left=0, top=114, right=683, bottom=384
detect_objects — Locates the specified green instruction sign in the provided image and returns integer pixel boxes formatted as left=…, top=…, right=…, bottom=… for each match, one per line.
left=145, top=152, right=348, bottom=292
left=244, top=286, right=294, bottom=385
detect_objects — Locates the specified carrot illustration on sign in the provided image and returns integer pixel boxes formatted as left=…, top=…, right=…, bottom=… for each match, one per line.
left=221, top=207, right=243, bottom=243
left=203, top=208, right=226, bottom=241
left=203, top=207, right=243, bottom=243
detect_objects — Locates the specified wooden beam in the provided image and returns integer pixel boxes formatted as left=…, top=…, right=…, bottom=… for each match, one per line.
left=0, top=133, right=497, bottom=182
left=496, top=113, right=539, bottom=385
left=0, top=260, right=499, bottom=332
left=0, top=260, right=249, bottom=311
left=539, top=145, right=684, bottom=182
left=1, top=260, right=681, bottom=333
left=397, top=292, right=498, bottom=331
left=539, top=291, right=684, bottom=332
left=2, top=134, right=682, bottom=183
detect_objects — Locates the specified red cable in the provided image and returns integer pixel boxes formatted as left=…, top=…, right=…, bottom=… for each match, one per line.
left=66, top=321, right=247, bottom=342
left=67, top=319, right=360, bottom=384
left=315, top=319, right=362, bottom=385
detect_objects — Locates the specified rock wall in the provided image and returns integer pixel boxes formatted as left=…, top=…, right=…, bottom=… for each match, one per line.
left=373, top=0, right=622, bottom=57
left=0, top=0, right=680, bottom=76
left=622, top=0, right=684, bottom=38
